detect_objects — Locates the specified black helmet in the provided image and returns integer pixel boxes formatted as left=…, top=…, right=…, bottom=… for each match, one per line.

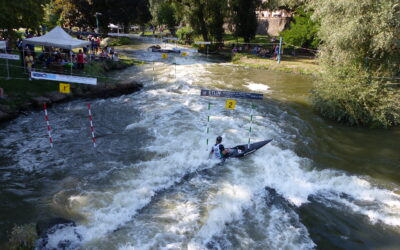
left=216, top=136, right=222, bottom=143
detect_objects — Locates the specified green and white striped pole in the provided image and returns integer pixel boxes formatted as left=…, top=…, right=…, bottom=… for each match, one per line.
left=175, top=57, right=177, bottom=82
left=206, top=103, right=211, bottom=151
left=152, top=61, right=155, bottom=83
left=278, top=36, right=283, bottom=64
left=248, top=104, right=256, bottom=147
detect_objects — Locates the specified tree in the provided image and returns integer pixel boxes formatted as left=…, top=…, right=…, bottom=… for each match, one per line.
left=134, top=0, right=152, bottom=27
left=230, top=0, right=261, bottom=42
left=262, top=0, right=306, bottom=10
left=50, top=0, right=150, bottom=33
left=309, top=0, right=400, bottom=127
left=0, top=0, right=48, bottom=33
left=53, top=0, right=94, bottom=29
left=155, top=2, right=179, bottom=34
left=43, top=1, right=62, bottom=30
left=281, top=8, right=320, bottom=49
left=181, top=0, right=227, bottom=42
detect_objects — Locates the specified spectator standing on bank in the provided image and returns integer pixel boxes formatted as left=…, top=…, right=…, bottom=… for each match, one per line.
left=25, top=52, right=34, bottom=79
left=274, top=45, right=280, bottom=60
left=95, top=37, right=101, bottom=52
left=77, top=49, right=85, bottom=69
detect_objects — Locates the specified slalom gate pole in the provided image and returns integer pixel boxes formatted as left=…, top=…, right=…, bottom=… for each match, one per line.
left=70, top=53, right=73, bottom=75
left=87, top=104, right=96, bottom=148
left=22, top=48, right=26, bottom=73
left=175, top=57, right=177, bottom=81
left=248, top=104, right=255, bottom=148
left=43, top=103, right=54, bottom=148
left=206, top=103, right=211, bottom=151
left=278, top=36, right=283, bottom=64
left=153, top=61, right=155, bottom=83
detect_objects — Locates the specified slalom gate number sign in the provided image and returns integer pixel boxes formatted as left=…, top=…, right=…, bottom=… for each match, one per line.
left=225, top=99, right=237, bottom=110
left=59, top=83, right=71, bottom=94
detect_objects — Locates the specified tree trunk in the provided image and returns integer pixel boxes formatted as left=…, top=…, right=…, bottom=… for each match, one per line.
left=198, top=4, right=209, bottom=41
left=123, top=22, right=129, bottom=33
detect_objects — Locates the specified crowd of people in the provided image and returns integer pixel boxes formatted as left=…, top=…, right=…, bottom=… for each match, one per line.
left=232, top=43, right=281, bottom=60
left=16, top=33, right=119, bottom=75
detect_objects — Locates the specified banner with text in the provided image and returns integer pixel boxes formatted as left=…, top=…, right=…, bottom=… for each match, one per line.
left=195, top=41, right=212, bottom=45
left=107, top=33, right=139, bottom=38
left=0, top=53, right=20, bottom=60
left=201, top=89, right=263, bottom=100
left=31, top=72, right=97, bottom=85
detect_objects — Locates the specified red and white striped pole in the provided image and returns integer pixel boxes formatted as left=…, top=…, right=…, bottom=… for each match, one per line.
left=43, top=103, right=54, bottom=148
left=87, top=104, right=96, bottom=148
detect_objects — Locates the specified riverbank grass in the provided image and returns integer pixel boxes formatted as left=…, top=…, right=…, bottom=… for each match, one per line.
left=232, top=53, right=319, bottom=75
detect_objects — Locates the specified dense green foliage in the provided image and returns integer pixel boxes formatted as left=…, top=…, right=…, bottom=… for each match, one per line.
left=181, top=0, right=227, bottom=42
left=47, top=0, right=151, bottom=32
left=43, top=1, right=61, bottom=30
left=230, top=0, right=261, bottom=42
left=309, top=0, right=400, bottom=127
left=150, top=0, right=234, bottom=42
left=107, top=37, right=133, bottom=46
left=281, top=8, right=320, bottom=49
left=176, top=26, right=194, bottom=43
left=156, top=2, right=180, bottom=34
left=0, top=0, right=47, bottom=31
left=0, top=0, right=47, bottom=43
left=0, top=0, right=151, bottom=34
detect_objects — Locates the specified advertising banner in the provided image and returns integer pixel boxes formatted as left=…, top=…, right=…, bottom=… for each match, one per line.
left=31, top=72, right=97, bottom=85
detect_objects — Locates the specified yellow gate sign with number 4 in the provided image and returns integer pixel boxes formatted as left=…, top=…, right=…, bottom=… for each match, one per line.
left=181, top=52, right=188, bottom=57
left=59, top=83, right=71, bottom=94
left=225, top=99, right=237, bottom=110
left=162, top=53, right=168, bottom=59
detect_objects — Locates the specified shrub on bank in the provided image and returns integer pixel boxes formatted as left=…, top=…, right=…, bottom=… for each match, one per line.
left=107, top=37, right=132, bottom=46
left=308, top=0, right=400, bottom=128
left=312, top=67, right=400, bottom=128
left=176, top=27, right=193, bottom=44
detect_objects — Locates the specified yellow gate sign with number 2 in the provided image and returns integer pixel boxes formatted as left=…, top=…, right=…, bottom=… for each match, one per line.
left=225, top=99, right=237, bottom=110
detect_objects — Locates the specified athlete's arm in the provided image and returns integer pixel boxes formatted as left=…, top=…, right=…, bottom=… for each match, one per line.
left=209, top=147, right=214, bottom=159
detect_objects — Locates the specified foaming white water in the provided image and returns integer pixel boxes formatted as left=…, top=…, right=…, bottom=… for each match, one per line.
left=42, top=44, right=400, bottom=249
left=245, top=81, right=271, bottom=92
left=44, top=84, right=218, bottom=248
left=249, top=142, right=400, bottom=227
left=189, top=183, right=253, bottom=247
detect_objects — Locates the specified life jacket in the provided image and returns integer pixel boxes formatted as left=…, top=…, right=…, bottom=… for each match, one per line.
left=213, top=143, right=223, bottom=159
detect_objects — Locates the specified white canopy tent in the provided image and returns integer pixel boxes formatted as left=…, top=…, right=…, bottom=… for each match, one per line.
left=22, top=26, right=91, bottom=74
left=22, top=26, right=90, bottom=49
left=108, top=24, right=120, bottom=29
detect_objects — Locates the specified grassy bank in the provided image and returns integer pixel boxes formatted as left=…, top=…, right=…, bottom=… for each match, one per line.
left=231, top=53, right=320, bottom=75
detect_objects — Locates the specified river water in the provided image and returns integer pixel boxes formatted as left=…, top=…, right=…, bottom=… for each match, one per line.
left=1, top=39, right=400, bottom=249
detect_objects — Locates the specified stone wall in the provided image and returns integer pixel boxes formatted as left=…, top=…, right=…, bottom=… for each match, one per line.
left=256, top=9, right=291, bottom=36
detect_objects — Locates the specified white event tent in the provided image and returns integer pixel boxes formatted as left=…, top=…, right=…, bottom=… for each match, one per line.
left=22, top=26, right=90, bottom=50
left=22, top=26, right=91, bottom=73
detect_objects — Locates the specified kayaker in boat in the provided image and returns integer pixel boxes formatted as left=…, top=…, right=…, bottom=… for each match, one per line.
left=209, top=136, right=230, bottom=159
